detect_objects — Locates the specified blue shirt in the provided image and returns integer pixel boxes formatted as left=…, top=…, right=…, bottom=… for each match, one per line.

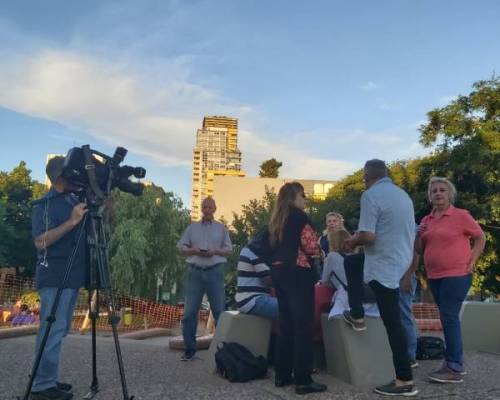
left=358, top=177, right=415, bottom=289
left=32, top=189, right=87, bottom=289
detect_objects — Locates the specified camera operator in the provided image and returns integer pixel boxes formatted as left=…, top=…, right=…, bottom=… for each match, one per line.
left=30, top=156, right=88, bottom=400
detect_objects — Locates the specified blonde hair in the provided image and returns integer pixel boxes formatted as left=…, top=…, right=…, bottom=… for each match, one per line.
left=325, top=212, right=344, bottom=221
left=323, top=212, right=345, bottom=234
left=428, top=177, right=457, bottom=204
left=269, top=182, right=305, bottom=247
left=327, top=229, right=352, bottom=252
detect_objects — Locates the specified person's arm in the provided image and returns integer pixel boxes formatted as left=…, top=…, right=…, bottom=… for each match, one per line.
left=33, top=203, right=87, bottom=251
left=345, top=193, right=377, bottom=250
left=177, top=225, right=203, bottom=257
left=213, top=227, right=233, bottom=257
left=462, top=211, right=486, bottom=273
left=400, top=249, right=420, bottom=293
left=468, top=231, right=486, bottom=272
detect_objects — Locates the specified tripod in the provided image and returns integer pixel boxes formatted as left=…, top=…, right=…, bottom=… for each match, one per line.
left=22, top=202, right=134, bottom=400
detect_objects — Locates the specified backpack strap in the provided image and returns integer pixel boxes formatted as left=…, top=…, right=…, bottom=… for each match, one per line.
left=328, top=252, right=348, bottom=290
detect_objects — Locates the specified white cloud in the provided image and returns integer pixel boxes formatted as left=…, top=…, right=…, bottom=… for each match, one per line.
left=360, top=81, right=379, bottom=91
left=0, top=49, right=355, bottom=181
left=239, top=130, right=356, bottom=180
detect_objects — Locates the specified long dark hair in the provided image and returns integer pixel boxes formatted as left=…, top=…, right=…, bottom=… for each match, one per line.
left=268, top=182, right=305, bottom=247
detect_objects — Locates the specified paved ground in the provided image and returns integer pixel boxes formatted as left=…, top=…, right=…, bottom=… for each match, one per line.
left=1, top=334, right=500, bottom=400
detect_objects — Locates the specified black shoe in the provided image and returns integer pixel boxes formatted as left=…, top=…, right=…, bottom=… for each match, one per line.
left=275, top=375, right=294, bottom=387
left=180, top=350, right=196, bottom=361
left=295, top=381, right=328, bottom=395
left=56, top=382, right=72, bottom=392
left=31, top=386, right=74, bottom=400
left=374, top=380, right=418, bottom=397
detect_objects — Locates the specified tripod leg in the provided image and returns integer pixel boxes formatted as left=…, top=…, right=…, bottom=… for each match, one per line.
left=106, top=291, right=133, bottom=400
left=83, top=290, right=99, bottom=400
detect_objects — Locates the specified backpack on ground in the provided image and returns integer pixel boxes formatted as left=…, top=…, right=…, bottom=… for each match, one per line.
left=215, top=341, right=268, bottom=382
left=416, top=336, right=445, bottom=360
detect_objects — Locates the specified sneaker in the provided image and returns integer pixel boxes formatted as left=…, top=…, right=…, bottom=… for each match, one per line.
left=441, top=361, right=467, bottom=376
left=31, top=386, right=74, bottom=400
left=56, top=382, right=72, bottom=392
left=342, top=310, right=367, bottom=332
left=295, top=381, right=328, bottom=395
left=428, top=365, right=464, bottom=383
left=374, top=380, right=418, bottom=397
left=410, top=360, right=419, bottom=369
left=180, top=350, right=196, bottom=361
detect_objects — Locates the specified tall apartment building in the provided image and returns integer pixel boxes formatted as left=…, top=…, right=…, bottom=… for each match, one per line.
left=191, top=116, right=245, bottom=220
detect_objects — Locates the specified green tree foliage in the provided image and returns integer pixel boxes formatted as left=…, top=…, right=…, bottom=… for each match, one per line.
left=228, top=78, right=499, bottom=296
left=108, top=185, right=190, bottom=300
left=259, top=158, right=283, bottom=178
left=418, top=77, right=499, bottom=296
left=0, top=162, right=47, bottom=274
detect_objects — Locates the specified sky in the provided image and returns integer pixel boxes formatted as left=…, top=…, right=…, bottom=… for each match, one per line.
left=1, top=0, right=499, bottom=207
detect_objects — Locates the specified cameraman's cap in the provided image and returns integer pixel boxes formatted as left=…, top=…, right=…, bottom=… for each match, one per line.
left=45, top=156, right=65, bottom=184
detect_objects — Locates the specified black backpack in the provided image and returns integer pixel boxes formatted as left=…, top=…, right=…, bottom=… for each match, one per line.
left=416, top=336, right=445, bottom=360
left=215, top=342, right=268, bottom=382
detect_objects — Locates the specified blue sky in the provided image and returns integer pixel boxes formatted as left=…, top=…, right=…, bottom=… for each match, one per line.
left=1, top=0, right=499, bottom=207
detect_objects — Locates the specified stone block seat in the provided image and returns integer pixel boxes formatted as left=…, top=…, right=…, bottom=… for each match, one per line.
left=321, top=314, right=393, bottom=386
left=207, top=311, right=272, bottom=371
left=461, top=301, right=500, bottom=354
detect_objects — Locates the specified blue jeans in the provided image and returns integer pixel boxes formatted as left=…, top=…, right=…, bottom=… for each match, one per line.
left=428, top=274, right=472, bottom=373
left=247, top=295, right=279, bottom=319
left=33, top=287, right=79, bottom=391
left=399, top=274, right=418, bottom=361
left=182, top=263, right=226, bottom=353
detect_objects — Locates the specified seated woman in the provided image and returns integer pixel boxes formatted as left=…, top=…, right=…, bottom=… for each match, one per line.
left=322, top=230, right=379, bottom=319
left=235, top=238, right=278, bottom=320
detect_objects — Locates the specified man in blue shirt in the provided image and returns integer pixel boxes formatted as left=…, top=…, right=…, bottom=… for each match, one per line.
left=30, top=156, right=88, bottom=400
left=343, top=159, right=418, bottom=397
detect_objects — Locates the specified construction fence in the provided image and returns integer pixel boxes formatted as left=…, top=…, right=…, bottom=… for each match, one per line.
left=0, top=274, right=208, bottom=333
left=0, top=274, right=441, bottom=333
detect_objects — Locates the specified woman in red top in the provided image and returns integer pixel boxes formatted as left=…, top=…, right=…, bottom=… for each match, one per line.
left=416, top=177, right=485, bottom=384
left=268, top=182, right=327, bottom=395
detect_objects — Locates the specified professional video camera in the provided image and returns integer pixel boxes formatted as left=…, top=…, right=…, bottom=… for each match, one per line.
left=61, top=144, right=146, bottom=203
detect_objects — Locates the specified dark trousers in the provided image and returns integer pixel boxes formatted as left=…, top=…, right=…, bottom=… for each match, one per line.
left=271, top=265, right=315, bottom=385
left=345, top=259, right=412, bottom=382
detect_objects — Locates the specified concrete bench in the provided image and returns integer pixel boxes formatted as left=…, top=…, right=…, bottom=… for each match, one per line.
left=461, top=301, right=500, bottom=354
left=321, top=314, right=393, bottom=386
left=207, top=311, right=272, bottom=371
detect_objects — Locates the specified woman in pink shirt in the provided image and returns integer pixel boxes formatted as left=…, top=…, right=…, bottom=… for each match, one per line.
left=416, top=177, right=485, bottom=384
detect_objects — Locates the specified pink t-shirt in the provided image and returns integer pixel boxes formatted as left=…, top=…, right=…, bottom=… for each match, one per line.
left=420, top=206, right=483, bottom=279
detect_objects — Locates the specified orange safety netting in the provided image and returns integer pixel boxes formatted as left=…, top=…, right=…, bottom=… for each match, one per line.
left=0, top=274, right=208, bottom=333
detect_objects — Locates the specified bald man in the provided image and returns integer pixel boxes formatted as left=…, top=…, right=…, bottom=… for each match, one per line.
left=177, top=197, right=232, bottom=361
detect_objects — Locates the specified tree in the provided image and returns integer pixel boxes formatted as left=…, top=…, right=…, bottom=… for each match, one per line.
left=0, top=162, right=47, bottom=274
left=259, top=158, right=283, bottom=178
left=108, top=185, right=190, bottom=300
left=419, top=77, right=500, bottom=296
